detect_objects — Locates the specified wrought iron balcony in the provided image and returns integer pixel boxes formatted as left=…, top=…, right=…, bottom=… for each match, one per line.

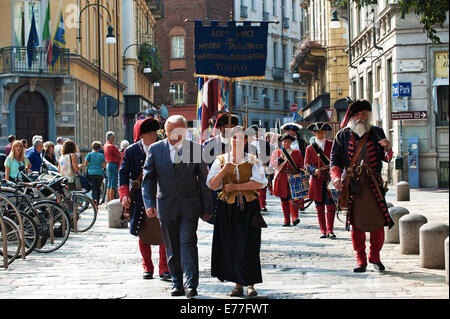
left=0, top=46, right=70, bottom=75
left=263, top=11, right=270, bottom=21
left=146, top=0, right=164, bottom=19
left=282, top=17, right=290, bottom=29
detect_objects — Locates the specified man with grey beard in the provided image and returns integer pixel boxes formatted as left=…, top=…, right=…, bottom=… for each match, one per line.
left=330, top=99, right=394, bottom=273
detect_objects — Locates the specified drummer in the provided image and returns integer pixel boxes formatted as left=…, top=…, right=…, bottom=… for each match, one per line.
left=270, top=133, right=304, bottom=227
left=304, top=122, right=336, bottom=238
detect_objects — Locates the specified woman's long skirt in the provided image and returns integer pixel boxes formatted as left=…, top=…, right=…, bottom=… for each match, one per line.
left=211, top=198, right=262, bottom=286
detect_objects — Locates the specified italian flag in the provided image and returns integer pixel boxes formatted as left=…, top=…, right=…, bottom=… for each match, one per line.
left=42, top=0, right=52, bottom=65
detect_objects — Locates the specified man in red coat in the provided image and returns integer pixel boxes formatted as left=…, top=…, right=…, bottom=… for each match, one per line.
left=304, top=122, right=336, bottom=239
left=331, top=100, right=394, bottom=273
left=270, top=133, right=304, bottom=226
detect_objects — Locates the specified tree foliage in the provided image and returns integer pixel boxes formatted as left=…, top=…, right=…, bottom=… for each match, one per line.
left=332, top=0, right=449, bottom=43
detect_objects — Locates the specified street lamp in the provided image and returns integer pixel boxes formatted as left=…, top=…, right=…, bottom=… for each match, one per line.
left=77, top=3, right=116, bottom=110
left=122, top=43, right=153, bottom=74
left=169, top=84, right=176, bottom=94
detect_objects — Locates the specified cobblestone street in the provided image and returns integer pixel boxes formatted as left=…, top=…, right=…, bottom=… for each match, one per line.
left=0, top=187, right=448, bottom=299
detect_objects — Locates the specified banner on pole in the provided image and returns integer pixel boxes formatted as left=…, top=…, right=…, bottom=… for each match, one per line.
left=194, top=20, right=268, bottom=80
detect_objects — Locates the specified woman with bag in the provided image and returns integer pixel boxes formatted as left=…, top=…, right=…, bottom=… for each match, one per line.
left=58, top=140, right=81, bottom=191
left=270, top=133, right=304, bottom=227
left=84, top=141, right=106, bottom=206
left=207, top=126, right=268, bottom=297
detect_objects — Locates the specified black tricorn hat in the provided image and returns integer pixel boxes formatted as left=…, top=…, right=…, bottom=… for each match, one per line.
left=307, top=122, right=333, bottom=131
left=140, top=118, right=160, bottom=134
left=348, top=99, right=372, bottom=117
left=215, top=113, right=239, bottom=128
left=279, top=133, right=296, bottom=142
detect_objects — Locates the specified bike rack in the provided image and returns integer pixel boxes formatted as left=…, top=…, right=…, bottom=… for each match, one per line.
left=0, top=194, right=26, bottom=259
left=0, top=215, right=8, bottom=268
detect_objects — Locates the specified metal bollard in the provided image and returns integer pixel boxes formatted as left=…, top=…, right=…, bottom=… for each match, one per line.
left=396, top=181, right=410, bottom=201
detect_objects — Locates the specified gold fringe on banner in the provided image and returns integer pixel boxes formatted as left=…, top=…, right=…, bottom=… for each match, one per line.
left=193, top=73, right=266, bottom=81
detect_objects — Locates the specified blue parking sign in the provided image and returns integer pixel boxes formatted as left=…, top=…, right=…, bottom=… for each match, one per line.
left=392, top=82, right=412, bottom=97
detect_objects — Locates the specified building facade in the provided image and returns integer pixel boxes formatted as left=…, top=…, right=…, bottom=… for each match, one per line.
left=153, top=0, right=233, bottom=125
left=346, top=1, right=449, bottom=187
left=121, top=0, right=163, bottom=142
left=1, top=0, right=127, bottom=153
left=234, top=0, right=308, bottom=129
left=290, top=0, right=350, bottom=125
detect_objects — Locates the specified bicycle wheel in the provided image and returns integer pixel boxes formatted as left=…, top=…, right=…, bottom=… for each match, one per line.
left=0, top=216, right=21, bottom=265
left=4, top=211, right=38, bottom=256
left=71, top=193, right=98, bottom=232
left=25, top=200, right=71, bottom=253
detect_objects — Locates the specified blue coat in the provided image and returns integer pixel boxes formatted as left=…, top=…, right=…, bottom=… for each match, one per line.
left=118, top=141, right=146, bottom=236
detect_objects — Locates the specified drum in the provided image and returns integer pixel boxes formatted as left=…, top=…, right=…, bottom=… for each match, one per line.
left=288, top=171, right=309, bottom=201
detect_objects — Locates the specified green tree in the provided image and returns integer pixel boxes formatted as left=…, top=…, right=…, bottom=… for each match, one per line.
left=333, top=0, right=449, bottom=43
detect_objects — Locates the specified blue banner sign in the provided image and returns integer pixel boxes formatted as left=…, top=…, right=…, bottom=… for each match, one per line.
left=392, top=82, right=412, bottom=97
left=194, top=20, right=268, bottom=79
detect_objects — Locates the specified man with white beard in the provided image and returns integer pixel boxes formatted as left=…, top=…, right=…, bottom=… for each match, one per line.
left=330, top=99, right=394, bottom=273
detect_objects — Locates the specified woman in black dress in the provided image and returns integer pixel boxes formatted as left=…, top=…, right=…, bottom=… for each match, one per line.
left=206, top=126, right=268, bottom=297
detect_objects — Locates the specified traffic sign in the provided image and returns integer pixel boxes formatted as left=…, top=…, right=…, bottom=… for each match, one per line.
left=391, top=111, right=427, bottom=120
left=392, top=82, right=412, bottom=97
left=325, top=108, right=333, bottom=121
left=290, top=104, right=298, bottom=112
left=96, top=95, right=118, bottom=117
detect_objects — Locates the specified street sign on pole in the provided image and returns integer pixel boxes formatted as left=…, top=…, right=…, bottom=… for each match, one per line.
left=391, top=111, right=427, bottom=120
left=290, top=104, right=298, bottom=112
left=325, top=108, right=333, bottom=121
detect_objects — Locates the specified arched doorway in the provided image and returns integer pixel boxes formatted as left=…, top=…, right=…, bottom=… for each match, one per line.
left=15, top=91, right=48, bottom=144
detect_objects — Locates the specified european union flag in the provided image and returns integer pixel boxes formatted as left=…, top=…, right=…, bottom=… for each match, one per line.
left=26, top=7, right=39, bottom=69
left=51, top=12, right=66, bottom=67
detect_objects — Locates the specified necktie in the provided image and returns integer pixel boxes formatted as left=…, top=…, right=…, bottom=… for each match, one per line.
left=173, top=146, right=182, bottom=172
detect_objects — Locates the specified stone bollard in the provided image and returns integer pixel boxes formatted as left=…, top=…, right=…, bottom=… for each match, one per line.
left=385, top=207, right=409, bottom=243
left=445, top=237, right=449, bottom=285
left=396, top=181, right=410, bottom=201
left=107, top=199, right=128, bottom=228
left=399, top=214, right=427, bottom=254
left=419, top=223, right=449, bottom=269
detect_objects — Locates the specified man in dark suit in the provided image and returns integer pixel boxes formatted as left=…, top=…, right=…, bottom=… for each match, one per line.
left=142, top=115, right=213, bottom=298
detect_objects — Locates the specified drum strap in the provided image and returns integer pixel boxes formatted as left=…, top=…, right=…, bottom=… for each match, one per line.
left=281, top=147, right=297, bottom=172
left=312, top=142, right=330, bottom=166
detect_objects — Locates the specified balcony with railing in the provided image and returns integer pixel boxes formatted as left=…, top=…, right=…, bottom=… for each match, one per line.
left=0, top=47, right=70, bottom=76
left=282, top=17, right=290, bottom=29
left=263, top=11, right=270, bottom=21
left=146, top=0, right=164, bottom=19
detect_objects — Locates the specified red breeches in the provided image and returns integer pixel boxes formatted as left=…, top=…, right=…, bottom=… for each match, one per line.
left=138, top=239, right=169, bottom=275
left=258, top=187, right=267, bottom=209
left=316, top=204, right=336, bottom=234
left=281, top=199, right=299, bottom=224
left=351, top=226, right=385, bottom=266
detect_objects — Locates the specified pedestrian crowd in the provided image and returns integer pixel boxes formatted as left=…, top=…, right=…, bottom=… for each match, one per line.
left=1, top=99, right=395, bottom=298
